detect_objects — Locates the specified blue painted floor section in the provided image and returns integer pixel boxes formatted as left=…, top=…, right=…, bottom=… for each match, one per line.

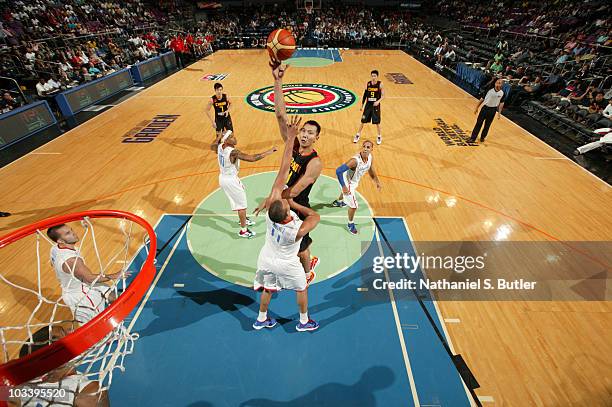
left=291, top=48, right=343, bottom=62
left=110, top=215, right=471, bottom=406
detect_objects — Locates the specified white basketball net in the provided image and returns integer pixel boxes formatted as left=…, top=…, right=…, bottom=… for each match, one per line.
left=0, top=216, right=149, bottom=404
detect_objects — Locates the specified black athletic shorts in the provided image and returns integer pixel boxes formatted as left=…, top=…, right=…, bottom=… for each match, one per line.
left=215, top=114, right=233, bottom=132
left=361, top=103, right=381, bottom=124
left=295, top=203, right=313, bottom=253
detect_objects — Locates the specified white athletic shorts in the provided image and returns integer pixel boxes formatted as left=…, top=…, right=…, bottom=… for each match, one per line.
left=62, top=285, right=110, bottom=325
left=254, top=254, right=307, bottom=292
left=219, top=174, right=247, bottom=211
left=342, top=183, right=359, bottom=209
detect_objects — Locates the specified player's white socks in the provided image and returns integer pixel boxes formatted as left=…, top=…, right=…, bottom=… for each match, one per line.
left=241, top=227, right=247, bottom=233
left=257, top=311, right=267, bottom=322
left=299, top=312, right=309, bottom=324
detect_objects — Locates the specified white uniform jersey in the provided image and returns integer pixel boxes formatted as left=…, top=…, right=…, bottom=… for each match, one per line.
left=261, top=209, right=303, bottom=261
left=254, top=209, right=306, bottom=291
left=218, top=144, right=239, bottom=176
left=50, top=245, right=109, bottom=324
left=344, top=153, right=372, bottom=188
left=50, top=245, right=84, bottom=294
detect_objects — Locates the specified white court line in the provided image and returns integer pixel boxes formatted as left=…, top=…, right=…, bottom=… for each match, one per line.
left=141, top=95, right=245, bottom=99
left=479, top=396, right=495, bottom=403
left=29, top=152, right=62, bottom=155
left=140, top=95, right=471, bottom=101
left=400, top=217, right=477, bottom=406
left=187, top=212, right=372, bottom=219
left=375, top=227, right=421, bottom=407
left=444, top=318, right=461, bottom=323
left=126, top=226, right=187, bottom=333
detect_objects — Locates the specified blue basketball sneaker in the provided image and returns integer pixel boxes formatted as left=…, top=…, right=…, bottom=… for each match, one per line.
left=296, top=319, right=319, bottom=332
left=347, top=223, right=358, bottom=235
left=253, top=317, right=277, bottom=330
left=332, top=199, right=346, bottom=207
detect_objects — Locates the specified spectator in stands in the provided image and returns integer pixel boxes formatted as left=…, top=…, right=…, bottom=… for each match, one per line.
left=489, top=59, right=503, bottom=74
left=556, top=50, right=570, bottom=65
left=170, top=35, right=185, bottom=68
left=564, top=36, right=577, bottom=53
left=444, top=46, right=456, bottom=65
left=35, top=77, right=50, bottom=97
left=465, top=46, right=476, bottom=61
left=585, top=92, right=608, bottom=123
left=46, top=76, right=61, bottom=92
left=603, top=99, right=612, bottom=119
left=495, top=38, right=508, bottom=53
left=88, top=62, right=102, bottom=78
left=1, top=92, right=20, bottom=113
left=78, top=66, right=92, bottom=82
left=508, top=76, right=542, bottom=106
left=493, top=51, right=504, bottom=65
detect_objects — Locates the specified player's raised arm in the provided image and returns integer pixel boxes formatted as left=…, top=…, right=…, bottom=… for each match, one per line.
left=289, top=199, right=320, bottom=240
left=272, top=115, right=301, bottom=194
left=271, top=61, right=290, bottom=141
left=64, top=257, right=125, bottom=284
left=231, top=146, right=277, bottom=163
left=254, top=116, right=301, bottom=216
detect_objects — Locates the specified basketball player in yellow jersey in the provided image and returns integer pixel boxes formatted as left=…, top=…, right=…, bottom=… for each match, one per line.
left=205, top=82, right=233, bottom=139
left=354, top=70, right=385, bottom=145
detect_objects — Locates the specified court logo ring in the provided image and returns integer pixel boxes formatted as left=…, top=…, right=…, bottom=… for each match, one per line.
left=246, top=83, right=356, bottom=114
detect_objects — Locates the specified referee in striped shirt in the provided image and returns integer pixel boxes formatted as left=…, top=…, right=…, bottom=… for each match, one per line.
left=469, top=78, right=505, bottom=143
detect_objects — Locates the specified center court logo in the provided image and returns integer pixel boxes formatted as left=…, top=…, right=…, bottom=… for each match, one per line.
left=246, top=83, right=356, bottom=114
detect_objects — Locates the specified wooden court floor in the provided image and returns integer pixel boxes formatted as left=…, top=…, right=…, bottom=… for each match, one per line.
left=0, top=49, right=611, bottom=405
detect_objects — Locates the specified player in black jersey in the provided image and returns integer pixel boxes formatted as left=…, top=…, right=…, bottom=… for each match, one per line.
left=205, top=83, right=233, bottom=139
left=354, top=70, right=385, bottom=145
left=256, top=61, right=322, bottom=285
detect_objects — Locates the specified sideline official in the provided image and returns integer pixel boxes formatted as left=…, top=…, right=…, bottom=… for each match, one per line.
left=470, top=78, right=505, bottom=143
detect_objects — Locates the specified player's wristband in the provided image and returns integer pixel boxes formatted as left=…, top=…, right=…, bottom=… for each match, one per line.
left=336, top=164, right=349, bottom=187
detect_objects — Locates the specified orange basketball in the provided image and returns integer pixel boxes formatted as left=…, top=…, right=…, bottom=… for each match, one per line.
left=266, top=29, right=296, bottom=61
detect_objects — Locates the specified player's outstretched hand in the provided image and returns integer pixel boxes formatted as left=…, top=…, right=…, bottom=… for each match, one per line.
left=271, top=60, right=289, bottom=80
left=254, top=199, right=267, bottom=217
left=286, top=115, right=302, bottom=138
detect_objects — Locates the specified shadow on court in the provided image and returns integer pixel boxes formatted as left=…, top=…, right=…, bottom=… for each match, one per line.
left=136, top=245, right=260, bottom=336
left=238, top=366, right=395, bottom=407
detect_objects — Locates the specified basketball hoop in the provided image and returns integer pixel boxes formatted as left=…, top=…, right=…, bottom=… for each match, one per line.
left=304, top=0, right=314, bottom=14
left=0, top=210, right=156, bottom=404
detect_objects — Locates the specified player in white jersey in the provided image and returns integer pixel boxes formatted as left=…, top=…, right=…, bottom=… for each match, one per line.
left=332, top=139, right=382, bottom=234
left=253, top=116, right=321, bottom=332
left=9, top=326, right=109, bottom=407
left=47, top=224, right=127, bottom=325
left=210, top=130, right=277, bottom=238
